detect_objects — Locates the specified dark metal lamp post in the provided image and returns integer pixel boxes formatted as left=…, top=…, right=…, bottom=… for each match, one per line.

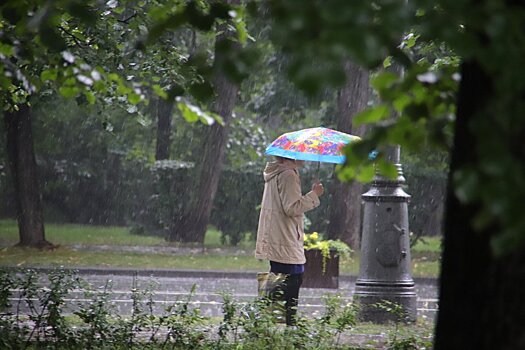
left=354, top=146, right=417, bottom=323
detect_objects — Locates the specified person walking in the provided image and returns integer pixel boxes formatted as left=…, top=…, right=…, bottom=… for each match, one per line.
left=255, top=156, right=324, bottom=326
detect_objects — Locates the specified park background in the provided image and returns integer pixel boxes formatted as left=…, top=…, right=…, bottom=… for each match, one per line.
left=1, top=1, right=524, bottom=349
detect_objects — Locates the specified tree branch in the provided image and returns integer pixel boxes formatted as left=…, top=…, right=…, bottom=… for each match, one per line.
left=117, top=12, right=137, bottom=24
left=58, top=26, right=85, bottom=48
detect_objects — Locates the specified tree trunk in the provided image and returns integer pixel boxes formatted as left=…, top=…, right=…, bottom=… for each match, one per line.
left=155, top=97, right=174, bottom=161
left=434, top=61, right=525, bottom=349
left=104, top=151, right=124, bottom=225
left=4, top=104, right=52, bottom=249
left=327, top=60, right=369, bottom=249
left=168, top=21, right=239, bottom=243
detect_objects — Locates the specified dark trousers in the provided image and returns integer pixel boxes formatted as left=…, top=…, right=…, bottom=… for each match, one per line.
left=269, top=273, right=303, bottom=325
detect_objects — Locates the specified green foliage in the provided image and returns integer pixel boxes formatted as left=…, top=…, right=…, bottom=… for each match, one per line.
left=338, top=36, right=458, bottom=183
left=11, top=0, right=520, bottom=257
left=211, top=169, right=262, bottom=245
left=0, top=268, right=433, bottom=349
left=177, top=100, right=223, bottom=125
left=0, top=0, right=257, bottom=127
left=0, top=0, right=148, bottom=112
left=373, top=300, right=432, bottom=350
left=262, top=0, right=525, bottom=256
left=264, top=0, right=412, bottom=94
left=1, top=88, right=265, bottom=238
left=130, top=161, right=263, bottom=245
left=2, top=0, right=431, bottom=247
left=224, top=112, right=268, bottom=169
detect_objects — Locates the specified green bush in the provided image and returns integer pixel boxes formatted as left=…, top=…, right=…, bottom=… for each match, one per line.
left=0, top=268, right=433, bottom=349
left=131, top=163, right=263, bottom=245
left=211, top=169, right=262, bottom=246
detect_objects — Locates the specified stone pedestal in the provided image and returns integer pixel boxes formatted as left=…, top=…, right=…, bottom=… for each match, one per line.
left=303, top=249, right=339, bottom=289
left=354, top=163, right=417, bottom=323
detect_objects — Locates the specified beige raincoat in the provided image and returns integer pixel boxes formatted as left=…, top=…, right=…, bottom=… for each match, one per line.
left=255, top=161, right=320, bottom=264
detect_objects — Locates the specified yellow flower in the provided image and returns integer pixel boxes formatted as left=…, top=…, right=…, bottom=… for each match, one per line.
left=310, top=232, right=319, bottom=241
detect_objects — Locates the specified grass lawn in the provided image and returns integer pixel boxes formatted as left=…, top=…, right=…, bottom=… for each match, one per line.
left=0, top=219, right=254, bottom=249
left=0, top=219, right=441, bottom=277
left=412, top=236, right=442, bottom=254
left=0, top=246, right=268, bottom=271
left=0, top=219, right=165, bottom=246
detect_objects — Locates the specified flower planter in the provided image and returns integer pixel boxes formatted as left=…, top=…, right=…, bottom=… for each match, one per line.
left=302, top=248, right=339, bottom=289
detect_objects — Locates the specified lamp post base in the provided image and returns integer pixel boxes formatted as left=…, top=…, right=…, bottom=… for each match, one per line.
left=354, top=280, right=417, bottom=323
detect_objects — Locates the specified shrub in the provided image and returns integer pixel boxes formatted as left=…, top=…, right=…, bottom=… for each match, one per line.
left=0, top=268, right=433, bottom=349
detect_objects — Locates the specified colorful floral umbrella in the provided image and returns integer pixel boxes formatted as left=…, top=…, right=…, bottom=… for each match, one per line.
left=265, top=127, right=360, bottom=164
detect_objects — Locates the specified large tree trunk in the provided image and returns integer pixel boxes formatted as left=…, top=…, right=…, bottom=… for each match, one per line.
left=326, top=60, right=368, bottom=249
left=155, top=97, right=174, bottom=161
left=4, top=104, right=52, bottom=249
left=434, top=61, right=525, bottom=349
left=168, top=23, right=239, bottom=243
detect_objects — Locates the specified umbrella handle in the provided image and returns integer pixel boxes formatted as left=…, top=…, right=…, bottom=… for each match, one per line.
left=317, top=161, right=320, bottom=179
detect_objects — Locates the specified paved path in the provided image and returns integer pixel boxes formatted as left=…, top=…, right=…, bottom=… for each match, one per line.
left=7, top=267, right=439, bottom=321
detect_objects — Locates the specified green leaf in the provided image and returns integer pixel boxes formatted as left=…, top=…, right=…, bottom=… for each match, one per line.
left=236, top=20, right=248, bottom=45
left=355, top=164, right=376, bottom=182
left=213, top=113, right=224, bottom=126
left=63, top=76, right=77, bottom=86
left=92, top=80, right=106, bottom=93
left=40, top=69, right=58, bottom=82
left=127, top=92, right=141, bottom=105
left=108, top=73, right=120, bottom=82
left=177, top=101, right=199, bottom=123
left=378, top=160, right=398, bottom=179
left=404, top=34, right=418, bottom=49
left=393, top=94, right=412, bottom=113
left=148, top=6, right=169, bottom=21
left=354, top=105, right=390, bottom=126
left=233, top=7, right=250, bottom=45
left=152, top=84, right=168, bottom=99
left=383, top=56, right=392, bottom=68
left=337, top=165, right=356, bottom=182
left=116, top=83, right=131, bottom=95
left=59, top=86, right=80, bottom=98
left=177, top=101, right=218, bottom=125
left=84, top=91, right=96, bottom=104
left=0, top=43, right=13, bottom=57
left=113, top=6, right=125, bottom=15
left=371, top=72, right=398, bottom=90
left=199, top=112, right=216, bottom=125
left=71, top=29, right=87, bottom=42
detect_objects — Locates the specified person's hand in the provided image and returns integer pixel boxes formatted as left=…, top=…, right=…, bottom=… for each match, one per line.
left=312, top=180, right=324, bottom=197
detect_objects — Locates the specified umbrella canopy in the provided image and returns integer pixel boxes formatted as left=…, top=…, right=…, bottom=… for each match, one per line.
left=265, top=127, right=360, bottom=164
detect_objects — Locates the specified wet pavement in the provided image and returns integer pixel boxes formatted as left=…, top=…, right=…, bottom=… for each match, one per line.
left=7, top=267, right=439, bottom=321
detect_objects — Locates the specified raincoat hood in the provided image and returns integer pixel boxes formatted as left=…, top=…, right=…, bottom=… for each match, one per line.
left=263, top=161, right=298, bottom=182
